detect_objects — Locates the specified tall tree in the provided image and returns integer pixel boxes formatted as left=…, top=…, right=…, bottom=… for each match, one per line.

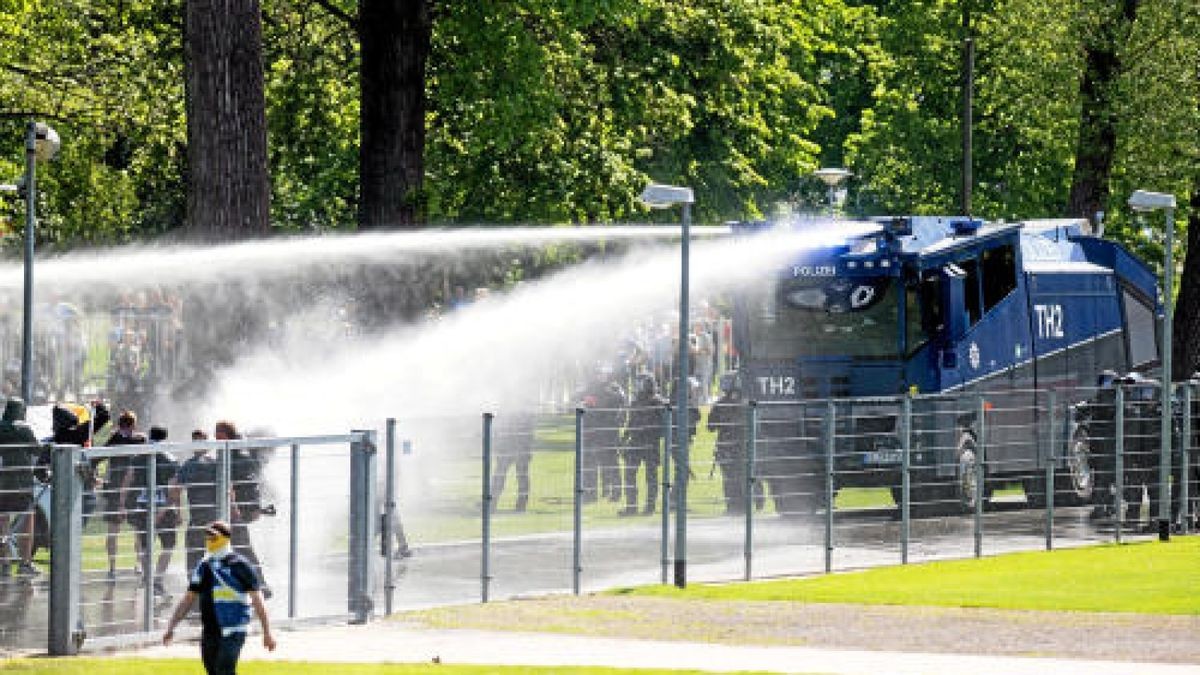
left=357, top=0, right=431, bottom=228
left=1177, top=182, right=1200, bottom=379
left=1065, top=0, right=1140, bottom=219
left=183, top=0, right=271, bottom=239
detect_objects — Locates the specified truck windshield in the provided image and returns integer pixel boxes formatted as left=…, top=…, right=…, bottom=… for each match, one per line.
left=744, top=275, right=900, bottom=359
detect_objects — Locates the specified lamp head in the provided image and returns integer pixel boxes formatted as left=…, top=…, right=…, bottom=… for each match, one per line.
left=813, top=167, right=853, bottom=188
left=32, top=123, right=60, bottom=162
left=639, top=183, right=694, bottom=209
left=1128, top=189, right=1175, bottom=213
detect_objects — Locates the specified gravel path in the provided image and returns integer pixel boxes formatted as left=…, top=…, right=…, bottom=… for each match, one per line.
left=410, top=596, right=1200, bottom=665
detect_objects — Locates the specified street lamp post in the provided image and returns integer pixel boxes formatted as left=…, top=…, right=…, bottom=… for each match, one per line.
left=813, top=168, right=852, bottom=215
left=1129, top=189, right=1176, bottom=542
left=6, top=121, right=61, bottom=404
left=640, top=182, right=694, bottom=588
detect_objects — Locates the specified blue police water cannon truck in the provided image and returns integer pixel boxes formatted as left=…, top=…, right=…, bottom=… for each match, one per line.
left=730, top=215, right=1162, bottom=515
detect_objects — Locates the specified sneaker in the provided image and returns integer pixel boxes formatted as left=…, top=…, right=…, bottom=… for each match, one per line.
left=152, top=580, right=167, bottom=597
left=393, top=548, right=414, bottom=560
left=16, top=562, right=39, bottom=577
left=618, top=506, right=639, bottom=517
left=261, top=585, right=273, bottom=600
left=106, top=569, right=117, bottom=582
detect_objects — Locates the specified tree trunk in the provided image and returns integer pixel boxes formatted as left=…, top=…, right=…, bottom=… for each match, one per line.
left=1172, top=182, right=1200, bottom=380
left=183, top=0, right=271, bottom=240
left=358, top=0, right=431, bottom=229
left=1065, top=0, right=1139, bottom=219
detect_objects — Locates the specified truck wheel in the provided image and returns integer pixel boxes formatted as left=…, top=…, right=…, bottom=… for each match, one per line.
left=1023, top=475, right=1048, bottom=509
left=956, top=434, right=983, bottom=513
left=1060, top=428, right=1095, bottom=506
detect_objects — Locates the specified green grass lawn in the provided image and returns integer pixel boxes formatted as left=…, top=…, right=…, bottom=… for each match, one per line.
left=0, top=660, right=751, bottom=675
left=618, top=536, right=1200, bottom=614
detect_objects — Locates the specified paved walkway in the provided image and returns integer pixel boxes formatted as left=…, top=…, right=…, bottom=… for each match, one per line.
left=131, top=622, right=1200, bottom=674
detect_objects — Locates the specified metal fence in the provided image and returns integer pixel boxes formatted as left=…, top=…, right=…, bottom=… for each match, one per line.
left=3, top=431, right=375, bottom=655
left=374, top=382, right=1197, bottom=616
left=0, top=382, right=1195, bottom=655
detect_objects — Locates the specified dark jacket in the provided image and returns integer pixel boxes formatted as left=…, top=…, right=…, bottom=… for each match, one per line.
left=623, top=392, right=667, bottom=452
left=707, top=393, right=745, bottom=461
left=581, top=381, right=627, bottom=443
left=0, top=398, right=38, bottom=490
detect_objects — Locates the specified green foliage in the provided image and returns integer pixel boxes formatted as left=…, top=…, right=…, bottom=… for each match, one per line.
left=0, top=0, right=187, bottom=246
left=263, top=0, right=359, bottom=232
left=426, top=0, right=850, bottom=223
left=0, top=0, right=1194, bottom=246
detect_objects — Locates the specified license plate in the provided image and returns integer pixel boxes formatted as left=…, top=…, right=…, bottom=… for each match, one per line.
left=862, top=450, right=903, bottom=465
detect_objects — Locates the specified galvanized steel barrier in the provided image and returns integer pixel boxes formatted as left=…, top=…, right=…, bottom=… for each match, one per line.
left=2, top=381, right=1198, bottom=655
left=36, top=431, right=374, bottom=655
left=375, top=382, right=1197, bottom=619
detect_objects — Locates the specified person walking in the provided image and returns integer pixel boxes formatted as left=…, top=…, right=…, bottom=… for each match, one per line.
left=490, top=409, right=535, bottom=513
left=579, top=365, right=626, bottom=504
left=177, top=430, right=218, bottom=573
left=0, top=398, right=40, bottom=576
left=126, top=425, right=180, bottom=598
left=162, top=520, right=276, bottom=674
left=707, top=375, right=762, bottom=514
left=619, top=374, right=667, bottom=516
left=216, top=421, right=271, bottom=597
left=104, top=409, right=147, bottom=579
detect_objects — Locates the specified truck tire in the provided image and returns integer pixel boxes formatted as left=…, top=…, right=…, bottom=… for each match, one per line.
left=1023, top=474, right=1047, bottom=508
left=1059, top=428, right=1095, bottom=506
left=956, top=433, right=983, bottom=513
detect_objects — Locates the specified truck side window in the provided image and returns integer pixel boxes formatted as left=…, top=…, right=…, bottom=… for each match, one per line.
left=982, top=245, right=1017, bottom=311
left=1122, top=289, right=1158, bottom=367
left=961, top=258, right=981, bottom=325
left=906, top=271, right=942, bottom=355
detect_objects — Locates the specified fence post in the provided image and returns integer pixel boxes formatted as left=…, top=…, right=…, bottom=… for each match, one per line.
left=901, top=395, right=911, bottom=565
left=1159, top=376, right=1173, bottom=542
left=1046, top=390, right=1056, bottom=551
left=744, top=401, right=757, bottom=581
left=1115, top=386, right=1125, bottom=544
left=1183, top=384, right=1193, bottom=535
left=348, top=430, right=377, bottom=623
left=660, top=405, right=672, bottom=586
left=481, top=413, right=493, bottom=603
left=49, top=443, right=83, bottom=656
left=974, top=396, right=985, bottom=559
left=574, top=408, right=584, bottom=595
left=384, top=418, right=397, bottom=616
left=217, top=442, right=230, bottom=523
left=288, top=442, right=299, bottom=620
left=824, top=401, right=835, bottom=574
left=142, top=451, right=157, bottom=632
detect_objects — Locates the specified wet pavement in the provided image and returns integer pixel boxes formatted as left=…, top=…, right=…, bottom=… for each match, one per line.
left=129, top=622, right=1200, bottom=674
left=0, top=503, right=1162, bottom=656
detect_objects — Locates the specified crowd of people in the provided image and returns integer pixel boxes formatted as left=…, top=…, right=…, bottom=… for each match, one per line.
left=573, top=366, right=754, bottom=518
left=0, top=397, right=273, bottom=603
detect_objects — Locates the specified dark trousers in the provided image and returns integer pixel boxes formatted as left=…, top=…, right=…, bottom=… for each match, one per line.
left=201, top=630, right=246, bottom=675
left=582, top=432, right=621, bottom=501
left=621, top=447, right=659, bottom=509
left=491, top=453, right=531, bottom=512
left=718, top=454, right=765, bottom=514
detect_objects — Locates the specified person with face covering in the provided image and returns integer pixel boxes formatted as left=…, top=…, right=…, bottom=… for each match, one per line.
left=162, top=520, right=275, bottom=674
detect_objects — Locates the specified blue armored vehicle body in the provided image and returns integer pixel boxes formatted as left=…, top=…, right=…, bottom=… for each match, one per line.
left=731, top=216, right=1162, bottom=514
